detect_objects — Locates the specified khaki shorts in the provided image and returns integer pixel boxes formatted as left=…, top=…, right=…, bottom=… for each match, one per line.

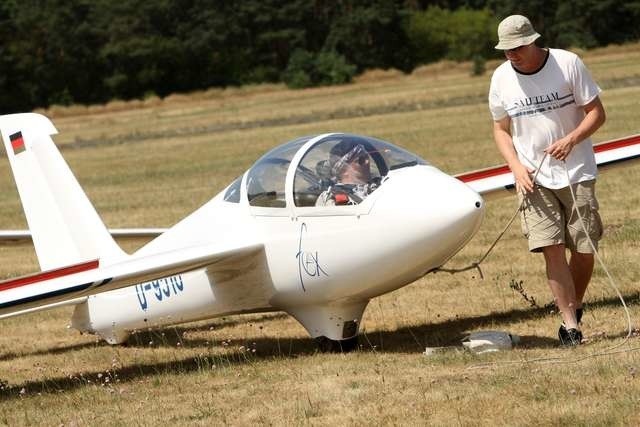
left=518, top=180, right=603, bottom=253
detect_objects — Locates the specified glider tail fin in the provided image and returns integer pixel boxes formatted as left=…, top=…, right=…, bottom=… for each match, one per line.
left=0, top=113, right=127, bottom=271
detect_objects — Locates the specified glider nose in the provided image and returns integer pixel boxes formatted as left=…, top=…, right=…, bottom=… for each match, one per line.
left=439, top=180, right=484, bottom=254
left=373, top=166, right=484, bottom=267
left=415, top=168, right=484, bottom=259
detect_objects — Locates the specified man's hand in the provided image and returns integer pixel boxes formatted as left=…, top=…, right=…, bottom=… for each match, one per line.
left=544, top=97, right=606, bottom=162
left=512, top=162, right=535, bottom=193
left=544, top=135, right=575, bottom=162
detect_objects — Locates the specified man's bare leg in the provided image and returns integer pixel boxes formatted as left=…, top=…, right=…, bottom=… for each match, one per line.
left=570, top=251, right=594, bottom=309
left=542, top=244, right=578, bottom=329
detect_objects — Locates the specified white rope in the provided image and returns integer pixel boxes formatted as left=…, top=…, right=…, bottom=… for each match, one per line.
left=433, top=153, right=549, bottom=277
left=561, top=164, right=632, bottom=348
left=465, top=162, right=634, bottom=369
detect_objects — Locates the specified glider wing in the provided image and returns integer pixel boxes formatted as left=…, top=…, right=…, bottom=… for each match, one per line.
left=0, top=242, right=263, bottom=319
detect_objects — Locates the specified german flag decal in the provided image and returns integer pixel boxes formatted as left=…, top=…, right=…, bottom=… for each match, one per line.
left=10, top=131, right=25, bottom=155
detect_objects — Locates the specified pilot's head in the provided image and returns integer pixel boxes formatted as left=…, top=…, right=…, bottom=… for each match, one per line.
left=329, top=140, right=371, bottom=184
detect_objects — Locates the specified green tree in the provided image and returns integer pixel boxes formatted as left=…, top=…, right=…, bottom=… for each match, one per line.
left=238, top=0, right=315, bottom=83
left=0, top=0, right=106, bottom=111
left=322, top=0, right=414, bottom=72
left=575, top=0, right=640, bottom=46
left=407, top=7, right=498, bottom=64
left=282, top=49, right=356, bottom=88
left=445, top=8, right=498, bottom=61
left=407, top=6, right=450, bottom=63
left=2, top=0, right=640, bottom=113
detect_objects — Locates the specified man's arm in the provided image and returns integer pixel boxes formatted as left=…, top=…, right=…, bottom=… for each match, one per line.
left=492, top=116, right=535, bottom=193
left=544, top=96, right=606, bottom=161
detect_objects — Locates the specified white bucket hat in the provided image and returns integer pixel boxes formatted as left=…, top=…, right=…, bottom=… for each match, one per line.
left=495, top=15, right=541, bottom=50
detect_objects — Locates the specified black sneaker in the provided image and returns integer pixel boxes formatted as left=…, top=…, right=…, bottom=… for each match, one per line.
left=558, top=308, right=585, bottom=343
left=558, top=324, right=569, bottom=342
left=559, top=327, right=582, bottom=346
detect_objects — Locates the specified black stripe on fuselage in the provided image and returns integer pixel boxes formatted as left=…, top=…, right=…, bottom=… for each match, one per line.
left=598, top=154, right=640, bottom=169
left=0, top=278, right=113, bottom=311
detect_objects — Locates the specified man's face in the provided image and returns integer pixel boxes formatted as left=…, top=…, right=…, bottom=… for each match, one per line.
left=331, top=144, right=372, bottom=185
left=341, top=153, right=371, bottom=184
left=504, top=43, right=536, bottom=69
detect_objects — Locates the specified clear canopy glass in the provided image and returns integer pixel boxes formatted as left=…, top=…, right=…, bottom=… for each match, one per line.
left=244, top=134, right=427, bottom=208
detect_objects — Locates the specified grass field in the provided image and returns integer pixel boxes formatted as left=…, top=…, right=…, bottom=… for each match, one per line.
left=0, top=44, right=640, bottom=425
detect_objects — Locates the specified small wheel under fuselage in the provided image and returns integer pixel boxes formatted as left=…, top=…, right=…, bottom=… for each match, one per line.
left=314, top=335, right=359, bottom=353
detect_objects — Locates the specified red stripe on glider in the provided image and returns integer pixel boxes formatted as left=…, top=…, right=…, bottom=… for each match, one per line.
left=456, top=134, right=640, bottom=184
left=456, top=165, right=511, bottom=183
left=0, top=259, right=99, bottom=293
left=593, top=134, right=640, bottom=153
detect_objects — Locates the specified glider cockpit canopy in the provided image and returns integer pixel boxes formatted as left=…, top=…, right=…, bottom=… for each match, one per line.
left=226, top=134, right=428, bottom=209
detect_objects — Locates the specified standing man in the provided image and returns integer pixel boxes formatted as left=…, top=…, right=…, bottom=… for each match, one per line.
left=488, top=15, right=606, bottom=345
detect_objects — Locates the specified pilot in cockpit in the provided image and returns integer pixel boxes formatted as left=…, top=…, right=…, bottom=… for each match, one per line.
left=315, top=140, right=381, bottom=206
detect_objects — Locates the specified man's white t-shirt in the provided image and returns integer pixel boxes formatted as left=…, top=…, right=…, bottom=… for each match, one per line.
left=488, top=48, right=602, bottom=188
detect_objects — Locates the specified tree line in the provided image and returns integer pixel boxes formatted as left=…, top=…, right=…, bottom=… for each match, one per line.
left=1, top=0, right=639, bottom=113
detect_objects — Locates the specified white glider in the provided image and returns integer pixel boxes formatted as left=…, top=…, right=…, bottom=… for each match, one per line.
left=0, top=113, right=637, bottom=351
